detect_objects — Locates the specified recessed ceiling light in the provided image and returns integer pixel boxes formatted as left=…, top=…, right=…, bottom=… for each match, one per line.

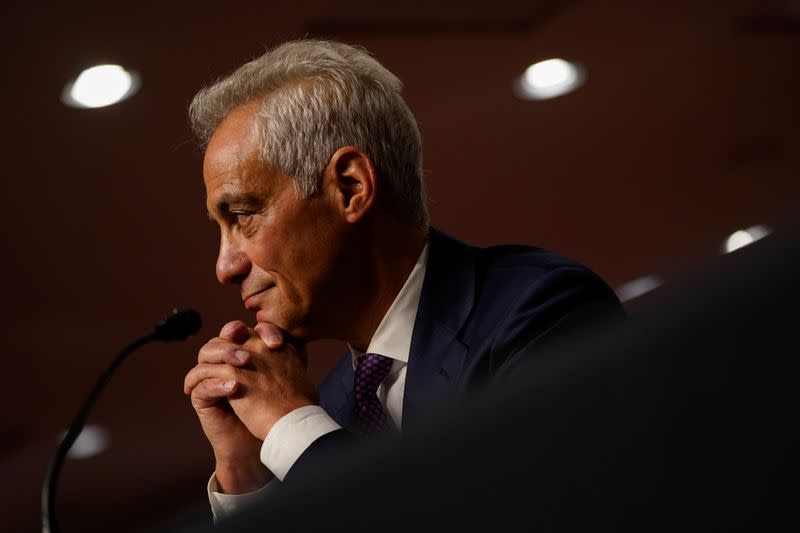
left=513, top=58, right=586, bottom=101
left=615, top=275, right=663, bottom=303
left=58, top=424, right=110, bottom=459
left=62, top=64, right=141, bottom=109
left=723, top=224, right=771, bottom=254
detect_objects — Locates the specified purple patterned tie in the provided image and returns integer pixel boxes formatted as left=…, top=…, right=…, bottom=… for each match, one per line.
left=354, top=353, right=394, bottom=434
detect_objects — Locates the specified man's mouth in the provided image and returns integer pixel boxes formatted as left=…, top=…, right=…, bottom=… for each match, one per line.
left=243, top=286, right=274, bottom=310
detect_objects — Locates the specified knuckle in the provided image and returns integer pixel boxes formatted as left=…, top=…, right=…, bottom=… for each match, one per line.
left=198, top=340, right=234, bottom=363
left=197, top=342, right=220, bottom=362
left=192, top=379, right=214, bottom=396
left=184, top=369, right=205, bottom=394
left=220, top=320, right=247, bottom=337
left=242, top=336, right=267, bottom=353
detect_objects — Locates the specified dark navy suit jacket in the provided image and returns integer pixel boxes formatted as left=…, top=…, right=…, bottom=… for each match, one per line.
left=286, top=227, right=623, bottom=481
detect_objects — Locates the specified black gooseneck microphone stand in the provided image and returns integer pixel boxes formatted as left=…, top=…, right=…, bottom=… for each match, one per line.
left=41, top=308, right=202, bottom=533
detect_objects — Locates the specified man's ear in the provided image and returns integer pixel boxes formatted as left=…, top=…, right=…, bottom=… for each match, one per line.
left=323, top=146, right=377, bottom=223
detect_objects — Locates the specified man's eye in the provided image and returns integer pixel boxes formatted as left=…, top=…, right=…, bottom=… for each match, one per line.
left=233, top=213, right=252, bottom=225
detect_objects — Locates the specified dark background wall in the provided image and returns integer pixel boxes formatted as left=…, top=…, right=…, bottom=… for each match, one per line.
left=1, top=0, right=798, bottom=530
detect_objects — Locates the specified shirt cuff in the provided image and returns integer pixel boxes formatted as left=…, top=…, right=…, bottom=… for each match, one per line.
left=260, top=404, right=341, bottom=481
left=207, top=471, right=276, bottom=522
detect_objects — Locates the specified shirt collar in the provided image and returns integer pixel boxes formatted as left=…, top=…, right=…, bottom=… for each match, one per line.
left=349, top=242, right=429, bottom=365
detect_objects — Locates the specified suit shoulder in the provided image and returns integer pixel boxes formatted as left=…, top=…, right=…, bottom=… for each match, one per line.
left=426, top=228, right=620, bottom=333
left=470, top=242, right=622, bottom=334
left=463, top=243, right=623, bottom=381
left=428, top=228, right=613, bottom=298
left=478, top=243, right=596, bottom=279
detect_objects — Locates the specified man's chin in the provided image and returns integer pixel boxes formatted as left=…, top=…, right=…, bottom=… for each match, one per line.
left=255, top=311, right=311, bottom=342
left=255, top=309, right=285, bottom=329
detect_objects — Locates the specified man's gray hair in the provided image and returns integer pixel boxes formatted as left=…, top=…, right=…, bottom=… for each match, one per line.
left=189, top=39, right=428, bottom=225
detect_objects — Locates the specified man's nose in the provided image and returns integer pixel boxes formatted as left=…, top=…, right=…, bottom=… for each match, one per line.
left=216, top=236, right=250, bottom=286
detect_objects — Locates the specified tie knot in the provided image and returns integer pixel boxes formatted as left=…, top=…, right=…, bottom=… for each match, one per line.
left=354, top=353, right=393, bottom=397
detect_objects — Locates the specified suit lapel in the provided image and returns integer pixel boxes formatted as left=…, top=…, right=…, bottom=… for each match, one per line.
left=402, top=228, right=477, bottom=431
left=321, top=228, right=478, bottom=432
left=320, top=353, right=357, bottom=430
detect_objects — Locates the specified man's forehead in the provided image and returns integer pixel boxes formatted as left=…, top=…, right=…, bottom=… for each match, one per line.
left=204, top=106, right=260, bottom=176
left=203, top=137, right=253, bottom=181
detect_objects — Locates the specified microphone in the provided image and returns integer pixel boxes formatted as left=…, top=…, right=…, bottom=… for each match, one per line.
left=41, top=308, right=202, bottom=533
left=153, top=308, right=203, bottom=342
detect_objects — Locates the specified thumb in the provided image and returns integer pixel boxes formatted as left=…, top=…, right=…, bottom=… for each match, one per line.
left=219, top=320, right=251, bottom=343
left=254, top=322, right=285, bottom=349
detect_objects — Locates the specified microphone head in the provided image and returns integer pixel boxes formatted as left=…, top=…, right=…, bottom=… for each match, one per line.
left=153, top=308, right=202, bottom=342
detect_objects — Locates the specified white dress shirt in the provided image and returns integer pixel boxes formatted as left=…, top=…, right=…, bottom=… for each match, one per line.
left=208, top=243, right=429, bottom=519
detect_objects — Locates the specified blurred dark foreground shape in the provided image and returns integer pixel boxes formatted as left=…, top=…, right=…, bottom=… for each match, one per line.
left=160, top=212, right=797, bottom=533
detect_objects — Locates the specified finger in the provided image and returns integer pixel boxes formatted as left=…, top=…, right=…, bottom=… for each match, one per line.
left=254, top=322, right=285, bottom=349
left=198, top=339, right=252, bottom=366
left=190, top=378, right=238, bottom=409
left=184, top=363, right=239, bottom=395
left=219, top=320, right=251, bottom=343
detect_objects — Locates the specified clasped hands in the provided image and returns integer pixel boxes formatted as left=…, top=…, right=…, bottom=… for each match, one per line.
left=184, top=320, right=317, bottom=493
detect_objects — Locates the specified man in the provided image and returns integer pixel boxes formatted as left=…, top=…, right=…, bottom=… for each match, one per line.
left=181, top=213, right=799, bottom=533
left=182, top=39, right=623, bottom=521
